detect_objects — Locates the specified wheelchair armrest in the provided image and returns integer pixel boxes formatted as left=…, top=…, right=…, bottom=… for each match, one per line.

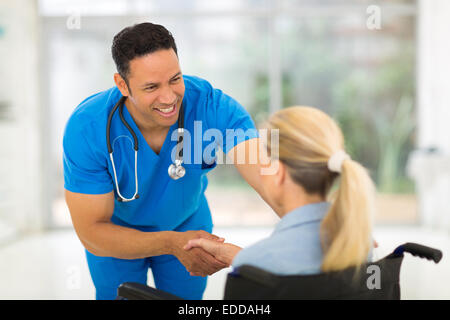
left=233, top=265, right=279, bottom=288
left=117, top=282, right=182, bottom=300
left=393, top=242, right=443, bottom=263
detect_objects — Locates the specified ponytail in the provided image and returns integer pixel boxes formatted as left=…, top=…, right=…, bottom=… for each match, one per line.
left=320, top=159, right=375, bottom=272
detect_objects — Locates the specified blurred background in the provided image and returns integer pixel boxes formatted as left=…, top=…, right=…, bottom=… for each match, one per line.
left=0, top=0, right=449, bottom=299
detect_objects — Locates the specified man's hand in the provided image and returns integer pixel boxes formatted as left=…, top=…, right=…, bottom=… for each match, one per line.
left=170, top=230, right=228, bottom=277
left=183, top=238, right=242, bottom=267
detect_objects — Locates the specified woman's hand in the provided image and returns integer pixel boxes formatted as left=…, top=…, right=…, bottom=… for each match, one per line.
left=184, top=238, right=242, bottom=276
left=170, top=231, right=227, bottom=277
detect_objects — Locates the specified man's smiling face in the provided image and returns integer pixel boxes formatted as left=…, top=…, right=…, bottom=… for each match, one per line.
left=120, top=48, right=185, bottom=130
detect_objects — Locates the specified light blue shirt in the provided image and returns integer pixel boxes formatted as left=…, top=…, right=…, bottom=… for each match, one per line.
left=232, top=202, right=371, bottom=275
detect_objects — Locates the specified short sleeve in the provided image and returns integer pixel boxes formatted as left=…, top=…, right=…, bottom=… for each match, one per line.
left=205, top=86, right=258, bottom=154
left=63, top=120, right=114, bottom=194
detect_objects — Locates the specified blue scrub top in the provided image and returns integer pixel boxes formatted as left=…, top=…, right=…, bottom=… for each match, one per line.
left=63, top=75, right=257, bottom=231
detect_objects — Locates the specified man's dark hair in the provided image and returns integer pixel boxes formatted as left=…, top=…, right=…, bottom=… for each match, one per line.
left=112, top=22, right=178, bottom=85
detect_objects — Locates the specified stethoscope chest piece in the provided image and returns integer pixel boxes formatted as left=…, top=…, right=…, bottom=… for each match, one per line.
left=168, top=160, right=186, bottom=180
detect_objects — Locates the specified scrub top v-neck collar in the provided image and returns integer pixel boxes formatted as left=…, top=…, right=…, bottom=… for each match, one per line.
left=120, top=102, right=178, bottom=162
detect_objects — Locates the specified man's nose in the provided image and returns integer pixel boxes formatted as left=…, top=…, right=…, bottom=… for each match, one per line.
left=158, top=85, right=177, bottom=105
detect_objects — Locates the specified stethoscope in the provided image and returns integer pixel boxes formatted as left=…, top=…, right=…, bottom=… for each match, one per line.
left=106, top=96, right=185, bottom=202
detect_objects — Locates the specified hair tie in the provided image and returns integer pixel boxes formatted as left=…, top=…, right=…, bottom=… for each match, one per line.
left=328, top=150, right=350, bottom=173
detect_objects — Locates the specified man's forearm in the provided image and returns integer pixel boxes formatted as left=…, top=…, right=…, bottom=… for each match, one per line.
left=80, top=222, right=176, bottom=259
left=228, top=138, right=277, bottom=211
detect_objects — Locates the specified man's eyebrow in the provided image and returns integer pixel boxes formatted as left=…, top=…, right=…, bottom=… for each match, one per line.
left=141, top=72, right=182, bottom=88
left=170, top=71, right=182, bottom=80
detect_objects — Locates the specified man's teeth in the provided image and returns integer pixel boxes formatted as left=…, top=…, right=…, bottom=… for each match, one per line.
left=156, top=105, right=175, bottom=113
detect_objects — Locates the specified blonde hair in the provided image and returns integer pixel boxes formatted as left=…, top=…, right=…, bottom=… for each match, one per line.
left=263, top=106, right=375, bottom=272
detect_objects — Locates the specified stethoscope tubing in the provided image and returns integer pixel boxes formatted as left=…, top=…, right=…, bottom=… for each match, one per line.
left=107, top=95, right=184, bottom=202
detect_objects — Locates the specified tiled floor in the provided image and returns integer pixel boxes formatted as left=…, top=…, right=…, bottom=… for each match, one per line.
left=0, top=225, right=448, bottom=300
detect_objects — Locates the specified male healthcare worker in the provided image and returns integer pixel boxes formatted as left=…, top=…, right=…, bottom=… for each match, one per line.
left=63, top=23, right=269, bottom=300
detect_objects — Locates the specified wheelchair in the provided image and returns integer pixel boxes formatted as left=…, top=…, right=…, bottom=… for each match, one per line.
left=116, top=242, right=442, bottom=300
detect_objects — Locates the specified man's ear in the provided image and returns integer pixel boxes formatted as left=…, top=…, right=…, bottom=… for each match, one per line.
left=114, top=73, right=130, bottom=97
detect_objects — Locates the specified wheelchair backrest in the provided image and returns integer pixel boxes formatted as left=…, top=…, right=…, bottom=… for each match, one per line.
left=224, top=255, right=404, bottom=300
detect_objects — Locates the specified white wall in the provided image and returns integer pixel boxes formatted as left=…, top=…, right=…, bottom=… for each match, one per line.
left=417, top=0, right=450, bottom=151
left=0, top=0, right=44, bottom=238
left=408, top=0, right=450, bottom=230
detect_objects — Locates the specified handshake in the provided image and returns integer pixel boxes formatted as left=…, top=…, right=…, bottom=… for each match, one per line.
left=171, top=230, right=242, bottom=277
left=172, top=230, right=379, bottom=278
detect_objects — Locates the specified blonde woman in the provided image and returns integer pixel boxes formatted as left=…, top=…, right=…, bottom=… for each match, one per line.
left=184, top=106, right=376, bottom=275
